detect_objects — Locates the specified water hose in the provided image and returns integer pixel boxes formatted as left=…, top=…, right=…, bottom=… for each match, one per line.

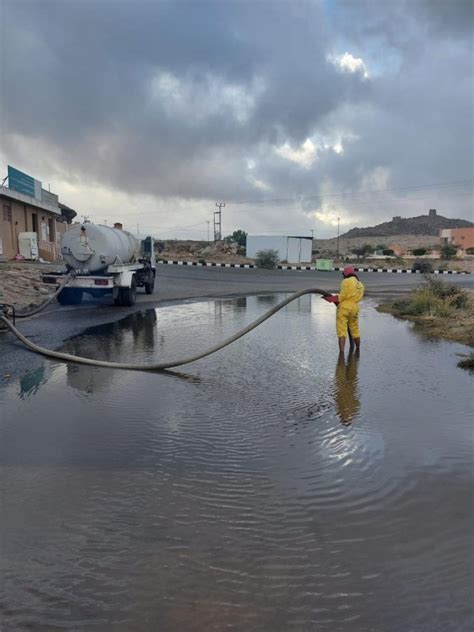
left=14, top=272, right=74, bottom=319
left=0, top=288, right=332, bottom=372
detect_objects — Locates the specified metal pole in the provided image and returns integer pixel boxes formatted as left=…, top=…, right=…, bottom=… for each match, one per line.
left=215, top=202, right=225, bottom=241
left=206, top=220, right=210, bottom=243
left=213, top=212, right=219, bottom=242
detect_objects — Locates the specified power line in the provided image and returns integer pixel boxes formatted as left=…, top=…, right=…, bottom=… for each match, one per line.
left=232, top=179, right=474, bottom=206
left=127, top=179, right=472, bottom=236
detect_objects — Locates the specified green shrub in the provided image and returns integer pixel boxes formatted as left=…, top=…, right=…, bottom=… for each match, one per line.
left=408, top=278, right=469, bottom=316
left=383, top=249, right=395, bottom=256
left=413, top=248, right=427, bottom=256
left=351, top=244, right=374, bottom=259
left=410, top=290, right=451, bottom=317
left=423, top=277, right=465, bottom=302
left=441, top=244, right=457, bottom=260
left=412, top=260, right=433, bottom=273
left=466, top=247, right=474, bottom=255
left=255, top=249, right=279, bottom=269
left=224, top=229, right=247, bottom=247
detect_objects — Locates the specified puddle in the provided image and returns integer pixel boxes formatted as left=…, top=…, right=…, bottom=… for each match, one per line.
left=1, top=294, right=473, bottom=631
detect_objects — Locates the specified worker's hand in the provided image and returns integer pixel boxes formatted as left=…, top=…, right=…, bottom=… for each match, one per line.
left=322, top=295, right=339, bottom=304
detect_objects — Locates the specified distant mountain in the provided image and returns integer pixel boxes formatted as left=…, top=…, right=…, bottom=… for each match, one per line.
left=342, top=210, right=473, bottom=238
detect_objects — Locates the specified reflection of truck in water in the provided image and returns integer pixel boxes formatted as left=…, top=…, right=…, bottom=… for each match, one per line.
left=42, top=223, right=156, bottom=306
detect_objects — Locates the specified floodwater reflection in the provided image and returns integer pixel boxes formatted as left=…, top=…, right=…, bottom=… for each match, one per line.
left=334, top=352, right=360, bottom=425
left=0, top=294, right=473, bottom=632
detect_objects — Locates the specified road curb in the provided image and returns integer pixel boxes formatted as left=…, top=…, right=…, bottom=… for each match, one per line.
left=156, top=260, right=470, bottom=274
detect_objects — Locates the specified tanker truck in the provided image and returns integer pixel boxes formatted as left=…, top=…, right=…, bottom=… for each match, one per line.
left=41, top=223, right=156, bottom=306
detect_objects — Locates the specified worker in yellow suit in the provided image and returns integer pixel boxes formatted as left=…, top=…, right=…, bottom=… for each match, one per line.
left=323, top=266, right=365, bottom=355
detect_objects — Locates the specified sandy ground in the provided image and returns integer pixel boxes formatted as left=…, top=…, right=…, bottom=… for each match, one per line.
left=0, top=262, right=64, bottom=310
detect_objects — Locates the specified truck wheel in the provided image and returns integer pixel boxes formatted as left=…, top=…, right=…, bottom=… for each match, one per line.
left=118, top=276, right=137, bottom=307
left=144, top=272, right=155, bottom=295
left=57, top=288, right=83, bottom=305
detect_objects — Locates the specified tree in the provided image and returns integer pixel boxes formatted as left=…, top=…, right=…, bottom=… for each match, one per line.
left=224, top=229, right=247, bottom=247
left=255, top=249, right=279, bottom=269
left=351, top=244, right=374, bottom=259
left=440, top=244, right=457, bottom=260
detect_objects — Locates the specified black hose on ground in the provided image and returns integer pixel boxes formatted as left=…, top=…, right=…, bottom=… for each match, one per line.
left=15, top=272, right=74, bottom=319
left=0, top=288, right=333, bottom=372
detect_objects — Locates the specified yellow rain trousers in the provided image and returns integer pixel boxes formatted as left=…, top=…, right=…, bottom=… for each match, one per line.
left=336, top=276, right=365, bottom=338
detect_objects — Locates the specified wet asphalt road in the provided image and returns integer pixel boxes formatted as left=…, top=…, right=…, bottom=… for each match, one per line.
left=1, top=265, right=473, bottom=379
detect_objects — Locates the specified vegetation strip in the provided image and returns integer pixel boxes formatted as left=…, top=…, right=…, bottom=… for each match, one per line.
left=156, top=260, right=469, bottom=274
left=377, top=277, right=474, bottom=370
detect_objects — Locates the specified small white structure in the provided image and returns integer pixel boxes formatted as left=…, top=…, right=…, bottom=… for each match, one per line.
left=18, top=232, right=39, bottom=260
left=246, top=235, right=313, bottom=264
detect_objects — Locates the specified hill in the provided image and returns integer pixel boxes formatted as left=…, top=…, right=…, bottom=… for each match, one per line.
left=342, top=210, right=473, bottom=238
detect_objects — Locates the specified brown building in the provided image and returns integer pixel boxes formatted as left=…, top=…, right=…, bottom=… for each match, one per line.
left=387, top=243, right=404, bottom=257
left=0, top=184, right=75, bottom=261
left=440, top=227, right=474, bottom=255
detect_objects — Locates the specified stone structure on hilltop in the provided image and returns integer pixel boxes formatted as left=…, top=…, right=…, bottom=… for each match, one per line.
left=343, top=209, right=473, bottom=238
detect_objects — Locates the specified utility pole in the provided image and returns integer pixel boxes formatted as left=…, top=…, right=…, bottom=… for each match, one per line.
left=310, top=229, right=314, bottom=239
left=336, top=217, right=340, bottom=260
left=214, top=202, right=225, bottom=241
left=103, top=219, right=107, bottom=226
left=206, top=220, right=210, bottom=243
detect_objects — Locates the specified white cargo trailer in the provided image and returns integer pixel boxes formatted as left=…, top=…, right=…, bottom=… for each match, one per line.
left=246, top=235, right=312, bottom=264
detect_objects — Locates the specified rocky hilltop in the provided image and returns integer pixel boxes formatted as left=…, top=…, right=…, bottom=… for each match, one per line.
left=342, top=210, right=473, bottom=238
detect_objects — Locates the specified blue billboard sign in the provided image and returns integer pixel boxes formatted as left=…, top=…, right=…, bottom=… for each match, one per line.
left=8, top=165, right=36, bottom=198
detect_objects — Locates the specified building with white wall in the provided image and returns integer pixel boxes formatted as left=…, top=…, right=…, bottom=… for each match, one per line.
left=0, top=165, right=76, bottom=261
left=246, top=235, right=313, bottom=263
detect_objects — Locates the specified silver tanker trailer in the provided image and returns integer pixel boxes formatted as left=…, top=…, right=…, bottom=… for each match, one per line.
left=42, top=223, right=156, bottom=306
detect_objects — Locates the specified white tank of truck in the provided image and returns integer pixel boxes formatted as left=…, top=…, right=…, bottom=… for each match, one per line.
left=61, top=223, right=140, bottom=273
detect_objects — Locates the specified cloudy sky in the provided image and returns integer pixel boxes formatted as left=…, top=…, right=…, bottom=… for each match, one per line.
left=1, top=0, right=472, bottom=239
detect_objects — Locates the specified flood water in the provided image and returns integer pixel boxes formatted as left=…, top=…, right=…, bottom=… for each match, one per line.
left=1, top=294, right=473, bottom=631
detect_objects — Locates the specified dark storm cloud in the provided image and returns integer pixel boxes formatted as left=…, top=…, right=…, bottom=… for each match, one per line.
left=0, top=0, right=369, bottom=197
left=0, top=0, right=472, bottom=226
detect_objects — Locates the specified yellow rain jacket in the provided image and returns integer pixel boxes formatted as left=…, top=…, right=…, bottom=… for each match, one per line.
left=336, top=275, right=365, bottom=338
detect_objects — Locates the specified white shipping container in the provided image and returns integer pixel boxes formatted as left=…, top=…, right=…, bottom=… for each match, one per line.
left=246, top=235, right=312, bottom=263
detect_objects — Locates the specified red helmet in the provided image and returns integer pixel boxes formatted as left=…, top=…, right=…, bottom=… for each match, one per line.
left=342, top=265, right=355, bottom=277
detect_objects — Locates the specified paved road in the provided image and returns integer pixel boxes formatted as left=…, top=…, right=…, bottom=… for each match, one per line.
left=148, top=264, right=474, bottom=305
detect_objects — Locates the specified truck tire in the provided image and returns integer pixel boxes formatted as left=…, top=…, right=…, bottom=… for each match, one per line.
left=144, top=271, right=155, bottom=295
left=57, top=288, right=83, bottom=305
left=117, top=276, right=137, bottom=307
